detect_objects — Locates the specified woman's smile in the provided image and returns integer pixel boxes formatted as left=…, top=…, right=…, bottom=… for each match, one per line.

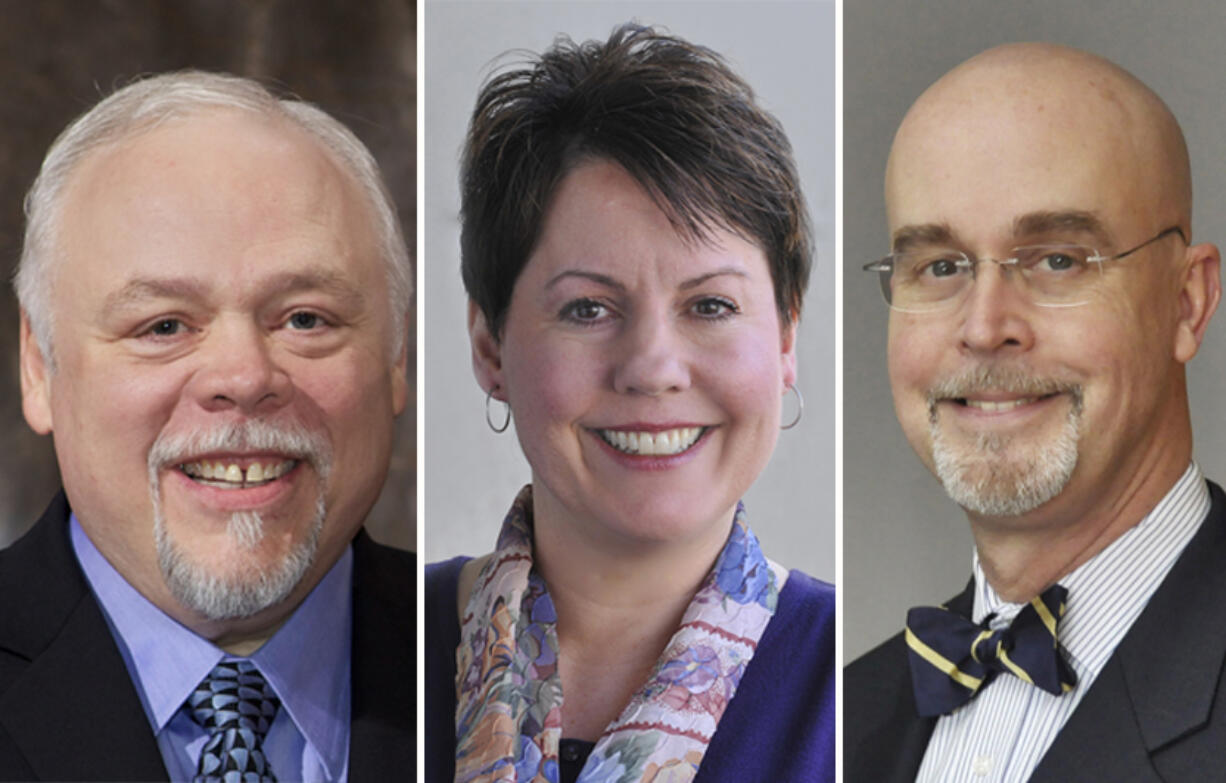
left=594, top=425, right=709, bottom=457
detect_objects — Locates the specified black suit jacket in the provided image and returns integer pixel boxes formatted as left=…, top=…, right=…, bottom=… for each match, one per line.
left=0, top=492, right=414, bottom=782
left=846, top=480, right=1226, bottom=782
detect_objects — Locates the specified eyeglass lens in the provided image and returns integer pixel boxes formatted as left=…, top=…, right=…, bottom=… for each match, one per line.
left=883, top=244, right=1102, bottom=311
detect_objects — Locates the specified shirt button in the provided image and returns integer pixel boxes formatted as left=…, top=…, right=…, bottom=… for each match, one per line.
left=561, top=744, right=580, bottom=762
left=972, top=755, right=992, bottom=776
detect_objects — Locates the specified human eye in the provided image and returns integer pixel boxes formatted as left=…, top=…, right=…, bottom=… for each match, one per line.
left=690, top=296, right=740, bottom=320
left=138, top=317, right=191, bottom=340
left=1040, top=251, right=1086, bottom=272
left=559, top=297, right=612, bottom=325
left=901, top=251, right=966, bottom=283
left=284, top=310, right=329, bottom=331
left=1020, top=246, right=1091, bottom=275
left=921, top=257, right=964, bottom=279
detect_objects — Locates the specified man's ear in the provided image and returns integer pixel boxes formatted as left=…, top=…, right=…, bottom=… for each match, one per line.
left=468, top=301, right=505, bottom=398
left=390, top=312, right=410, bottom=416
left=19, top=311, right=53, bottom=434
left=1174, top=242, right=1222, bottom=363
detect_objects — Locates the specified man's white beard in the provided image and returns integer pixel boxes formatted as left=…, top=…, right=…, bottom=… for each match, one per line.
left=147, top=420, right=332, bottom=620
left=927, top=366, right=1083, bottom=517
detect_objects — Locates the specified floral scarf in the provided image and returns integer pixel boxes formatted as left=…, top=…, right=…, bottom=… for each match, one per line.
left=454, top=485, right=788, bottom=783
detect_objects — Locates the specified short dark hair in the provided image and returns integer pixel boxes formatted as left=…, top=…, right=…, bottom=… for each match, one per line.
left=460, top=23, right=812, bottom=338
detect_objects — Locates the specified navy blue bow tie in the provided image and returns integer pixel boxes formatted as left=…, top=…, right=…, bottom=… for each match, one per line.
left=905, top=583, right=1078, bottom=717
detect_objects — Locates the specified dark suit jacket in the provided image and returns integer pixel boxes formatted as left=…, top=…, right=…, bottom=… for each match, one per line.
left=0, top=492, right=414, bottom=782
left=845, top=480, right=1226, bottom=783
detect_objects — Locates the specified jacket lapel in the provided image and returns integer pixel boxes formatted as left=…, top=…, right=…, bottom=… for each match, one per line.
left=845, top=580, right=974, bottom=782
left=347, top=531, right=415, bottom=782
left=0, top=493, right=167, bottom=781
left=1032, top=481, right=1226, bottom=781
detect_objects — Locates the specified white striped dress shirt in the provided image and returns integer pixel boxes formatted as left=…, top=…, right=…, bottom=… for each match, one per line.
left=916, top=462, right=1210, bottom=783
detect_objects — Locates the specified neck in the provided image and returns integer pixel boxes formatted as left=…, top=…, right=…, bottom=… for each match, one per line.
left=970, top=430, right=1190, bottom=603
left=163, top=561, right=331, bottom=656
left=209, top=616, right=290, bottom=656
left=530, top=483, right=735, bottom=739
left=532, top=495, right=732, bottom=648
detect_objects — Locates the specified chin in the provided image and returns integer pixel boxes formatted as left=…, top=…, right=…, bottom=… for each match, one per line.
left=154, top=496, right=325, bottom=621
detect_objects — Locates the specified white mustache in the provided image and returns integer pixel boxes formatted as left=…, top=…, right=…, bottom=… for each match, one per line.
left=926, top=365, right=1083, bottom=415
left=146, top=418, right=333, bottom=485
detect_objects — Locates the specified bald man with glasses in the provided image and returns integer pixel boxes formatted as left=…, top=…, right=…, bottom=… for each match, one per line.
left=845, top=43, right=1225, bottom=782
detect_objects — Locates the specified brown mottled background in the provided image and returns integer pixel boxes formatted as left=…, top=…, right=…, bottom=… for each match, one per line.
left=0, top=0, right=416, bottom=550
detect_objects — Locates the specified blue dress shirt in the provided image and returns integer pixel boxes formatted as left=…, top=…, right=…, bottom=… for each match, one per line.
left=70, top=515, right=352, bottom=782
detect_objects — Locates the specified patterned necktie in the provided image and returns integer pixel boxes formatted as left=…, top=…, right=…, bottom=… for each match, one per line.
left=905, top=583, right=1078, bottom=717
left=188, top=660, right=280, bottom=783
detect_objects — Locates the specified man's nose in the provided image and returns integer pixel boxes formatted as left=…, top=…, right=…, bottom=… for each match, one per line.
left=611, top=312, right=692, bottom=396
left=187, top=319, right=293, bottom=413
left=956, top=262, right=1036, bottom=356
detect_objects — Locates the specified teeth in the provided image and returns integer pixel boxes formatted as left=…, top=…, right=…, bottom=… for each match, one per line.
left=179, top=459, right=295, bottom=488
left=964, top=397, right=1037, bottom=412
left=599, top=427, right=705, bottom=456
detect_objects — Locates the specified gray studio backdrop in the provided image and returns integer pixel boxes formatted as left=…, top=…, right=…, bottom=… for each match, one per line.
left=845, top=0, right=1226, bottom=659
left=0, top=1, right=415, bottom=551
left=423, top=0, right=835, bottom=582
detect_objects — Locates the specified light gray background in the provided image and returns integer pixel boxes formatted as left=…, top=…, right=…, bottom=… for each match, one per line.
left=423, top=0, right=835, bottom=582
left=845, top=0, right=1226, bottom=659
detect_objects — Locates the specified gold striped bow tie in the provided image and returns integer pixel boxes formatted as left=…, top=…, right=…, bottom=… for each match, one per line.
left=905, top=583, right=1078, bottom=717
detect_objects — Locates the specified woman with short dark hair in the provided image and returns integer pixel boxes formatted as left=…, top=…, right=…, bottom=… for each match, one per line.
left=426, top=24, right=833, bottom=783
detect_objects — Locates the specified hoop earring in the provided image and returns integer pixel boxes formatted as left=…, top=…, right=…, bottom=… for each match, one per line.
left=485, top=388, right=511, bottom=433
left=781, top=384, right=803, bottom=430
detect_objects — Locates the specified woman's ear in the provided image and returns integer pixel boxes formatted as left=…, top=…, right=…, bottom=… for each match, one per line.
left=469, top=300, right=506, bottom=398
left=781, top=314, right=799, bottom=391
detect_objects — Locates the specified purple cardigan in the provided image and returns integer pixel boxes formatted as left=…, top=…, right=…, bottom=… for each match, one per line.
left=424, top=556, right=835, bottom=782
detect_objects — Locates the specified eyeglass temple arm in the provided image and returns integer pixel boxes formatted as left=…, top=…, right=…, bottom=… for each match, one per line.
left=1110, top=225, right=1187, bottom=261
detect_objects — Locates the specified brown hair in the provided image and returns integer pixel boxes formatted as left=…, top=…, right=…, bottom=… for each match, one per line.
left=460, top=23, right=811, bottom=338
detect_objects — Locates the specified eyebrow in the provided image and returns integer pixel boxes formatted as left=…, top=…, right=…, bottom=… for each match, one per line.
left=678, top=266, right=749, bottom=289
left=101, top=268, right=368, bottom=315
left=891, top=211, right=1111, bottom=254
left=264, top=269, right=368, bottom=309
left=1012, top=210, right=1110, bottom=246
left=545, top=270, right=626, bottom=292
left=102, top=278, right=208, bottom=315
left=544, top=266, right=748, bottom=292
left=891, top=223, right=954, bottom=253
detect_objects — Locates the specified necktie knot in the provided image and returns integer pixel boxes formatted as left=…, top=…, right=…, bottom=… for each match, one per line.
left=970, top=625, right=1011, bottom=665
left=188, top=660, right=280, bottom=783
left=905, top=583, right=1078, bottom=717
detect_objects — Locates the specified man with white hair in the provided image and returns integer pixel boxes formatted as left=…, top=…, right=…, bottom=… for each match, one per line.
left=0, top=71, right=413, bottom=781
left=846, top=44, right=1226, bottom=781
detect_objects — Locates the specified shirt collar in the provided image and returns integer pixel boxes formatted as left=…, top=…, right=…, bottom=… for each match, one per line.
left=71, top=515, right=353, bottom=780
left=972, top=462, right=1210, bottom=676
left=253, top=543, right=352, bottom=780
